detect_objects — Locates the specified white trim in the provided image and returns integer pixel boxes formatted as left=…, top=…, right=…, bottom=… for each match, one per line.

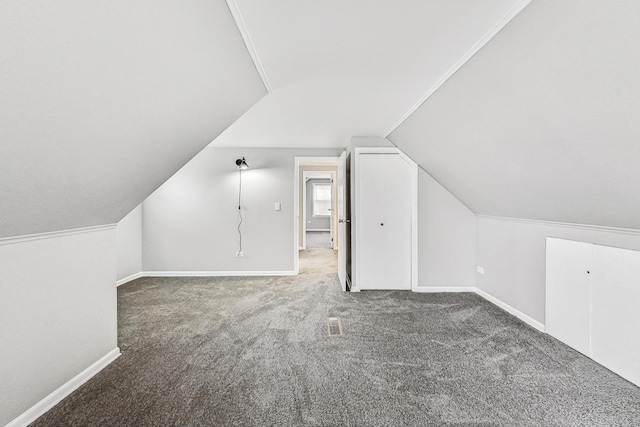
left=116, top=272, right=143, bottom=287
left=304, top=172, right=332, bottom=179
left=409, top=152, right=419, bottom=292
left=295, top=157, right=340, bottom=274
left=0, top=224, right=116, bottom=246
left=411, top=285, right=546, bottom=332
left=6, top=348, right=121, bottom=427
left=413, top=286, right=476, bottom=293
left=384, top=0, right=532, bottom=136
left=475, top=288, right=546, bottom=332
left=352, top=147, right=419, bottom=292
left=143, top=270, right=297, bottom=277
left=295, top=158, right=302, bottom=266
left=225, top=0, right=273, bottom=92
left=477, top=214, right=640, bottom=236
left=301, top=171, right=307, bottom=249
left=306, top=229, right=330, bottom=232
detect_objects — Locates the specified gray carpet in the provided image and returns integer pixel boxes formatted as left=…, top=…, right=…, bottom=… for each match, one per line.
left=32, top=250, right=640, bottom=426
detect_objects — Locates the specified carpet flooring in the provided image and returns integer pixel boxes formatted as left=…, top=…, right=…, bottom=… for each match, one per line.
left=306, top=231, right=332, bottom=249
left=32, top=249, right=640, bottom=426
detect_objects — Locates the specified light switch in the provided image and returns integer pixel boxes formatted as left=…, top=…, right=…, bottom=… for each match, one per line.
left=275, top=202, right=281, bottom=211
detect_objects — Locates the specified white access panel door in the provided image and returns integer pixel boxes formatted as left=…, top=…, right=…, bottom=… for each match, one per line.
left=545, top=238, right=592, bottom=356
left=358, top=153, right=387, bottom=289
left=590, top=244, right=640, bottom=386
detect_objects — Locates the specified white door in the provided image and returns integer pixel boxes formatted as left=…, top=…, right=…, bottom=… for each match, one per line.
left=383, top=153, right=412, bottom=289
left=545, top=238, right=592, bottom=356
left=337, top=151, right=347, bottom=290
left=358, top=152, right=412, bottom=290
left=359, top=153, right=387, bottom=289
left=590, top=244, right=640, bottom=386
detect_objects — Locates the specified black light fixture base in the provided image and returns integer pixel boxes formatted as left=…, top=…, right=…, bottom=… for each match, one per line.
left=235, top=157, right=249, bottom=170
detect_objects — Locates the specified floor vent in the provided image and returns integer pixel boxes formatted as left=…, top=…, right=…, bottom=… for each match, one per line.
left=327, top=317, right=342, bottom=336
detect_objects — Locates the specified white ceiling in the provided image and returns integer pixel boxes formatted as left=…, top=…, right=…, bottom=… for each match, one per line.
left=212, top=0, right=528, bottom=148
left=0, top=0, right=266, bottom=238
left=389, top=0, right=640, bottom=229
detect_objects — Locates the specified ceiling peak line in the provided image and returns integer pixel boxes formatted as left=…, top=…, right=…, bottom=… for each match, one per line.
left=225, top=0, right=273, bottom=93
left=384, top=0, right=532, bottom=137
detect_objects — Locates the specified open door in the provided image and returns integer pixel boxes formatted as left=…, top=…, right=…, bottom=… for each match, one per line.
left=337, top=151, right=347, bottom=290
left=329, top=175, right=335, bottom=250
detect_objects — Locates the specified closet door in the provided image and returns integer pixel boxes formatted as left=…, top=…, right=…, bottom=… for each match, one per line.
left=358, top=153, right=387, bottom=289
left=356, top=152, right=413, bottom=290
left=590, top=245, right=640, bottom=386
left=383, top=154, right=411, bottom=289
left=545, top=238, right=592, bottom=356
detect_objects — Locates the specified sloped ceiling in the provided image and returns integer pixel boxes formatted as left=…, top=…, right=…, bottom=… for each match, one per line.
left=0, top=0, right=266, bottom=238
left=390, top=0, right=640, bottom=230
left=212, top=0, right=527, bottom=148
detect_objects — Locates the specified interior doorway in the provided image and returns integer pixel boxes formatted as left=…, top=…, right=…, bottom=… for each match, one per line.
left=294, top=157, right=340, bottom=277
left=302, top=170, right=336, bottom=250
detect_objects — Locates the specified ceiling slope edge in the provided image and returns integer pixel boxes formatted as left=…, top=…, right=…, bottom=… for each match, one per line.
left=384, top=0, right=532, bottom=137
left=226, top=0, right=273, bottom=93
left=366, top=136, right=476, bottom=214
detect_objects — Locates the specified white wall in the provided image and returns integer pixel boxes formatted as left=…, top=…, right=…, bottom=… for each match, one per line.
left=476, top=216, right=640, bottom=325
left=418, top=169, right=476, bottom=288
left=0, top=227, right=118, bottom=426
left=116, top=205, right=142, bottom=283
left=142, top=147, right=341, bottom=273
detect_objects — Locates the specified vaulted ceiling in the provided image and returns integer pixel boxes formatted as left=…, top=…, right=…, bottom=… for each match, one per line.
left=3, top=0, right=638, bottom=237
left=0, top=0, right=266, bottom=238
left=389, top=0, right=640, bottom=229
left=213, top=0, right=528, bottom=148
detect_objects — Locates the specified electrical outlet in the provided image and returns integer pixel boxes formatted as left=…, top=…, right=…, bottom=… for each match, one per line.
left=236, top=251, right=244, bottom=257
left=476, top=266, right=484, bottom=275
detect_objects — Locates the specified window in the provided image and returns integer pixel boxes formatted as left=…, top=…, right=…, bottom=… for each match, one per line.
left=313, top=183, right=332, bottom=217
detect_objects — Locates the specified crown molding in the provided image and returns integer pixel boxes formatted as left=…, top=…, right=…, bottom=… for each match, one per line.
left=477, top=215, right=640, bottom=236
left=0, top=224, right=117, bottom=246
left=226, top=0, right=273, bottom=93
left=385, top=0, right=532, bottom=137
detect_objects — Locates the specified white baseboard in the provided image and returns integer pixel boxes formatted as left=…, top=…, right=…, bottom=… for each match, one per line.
left=143, top=270, right=297, bottom=277
left=406, top=285, right=545, bottom=332
left=116, top=272, right=143, bottom=287
left=306, top=229, right=330, bottom=232
left=413, top=286, right=476, bottom=293
left=474, top=288, right=546, bottom=332
left=6, top=348, right=121, bottom=427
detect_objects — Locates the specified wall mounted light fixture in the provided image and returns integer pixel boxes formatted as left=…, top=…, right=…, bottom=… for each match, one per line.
left=236, top=157, right=249, bottom=257
left=235, top=157, right=249, bottom=170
